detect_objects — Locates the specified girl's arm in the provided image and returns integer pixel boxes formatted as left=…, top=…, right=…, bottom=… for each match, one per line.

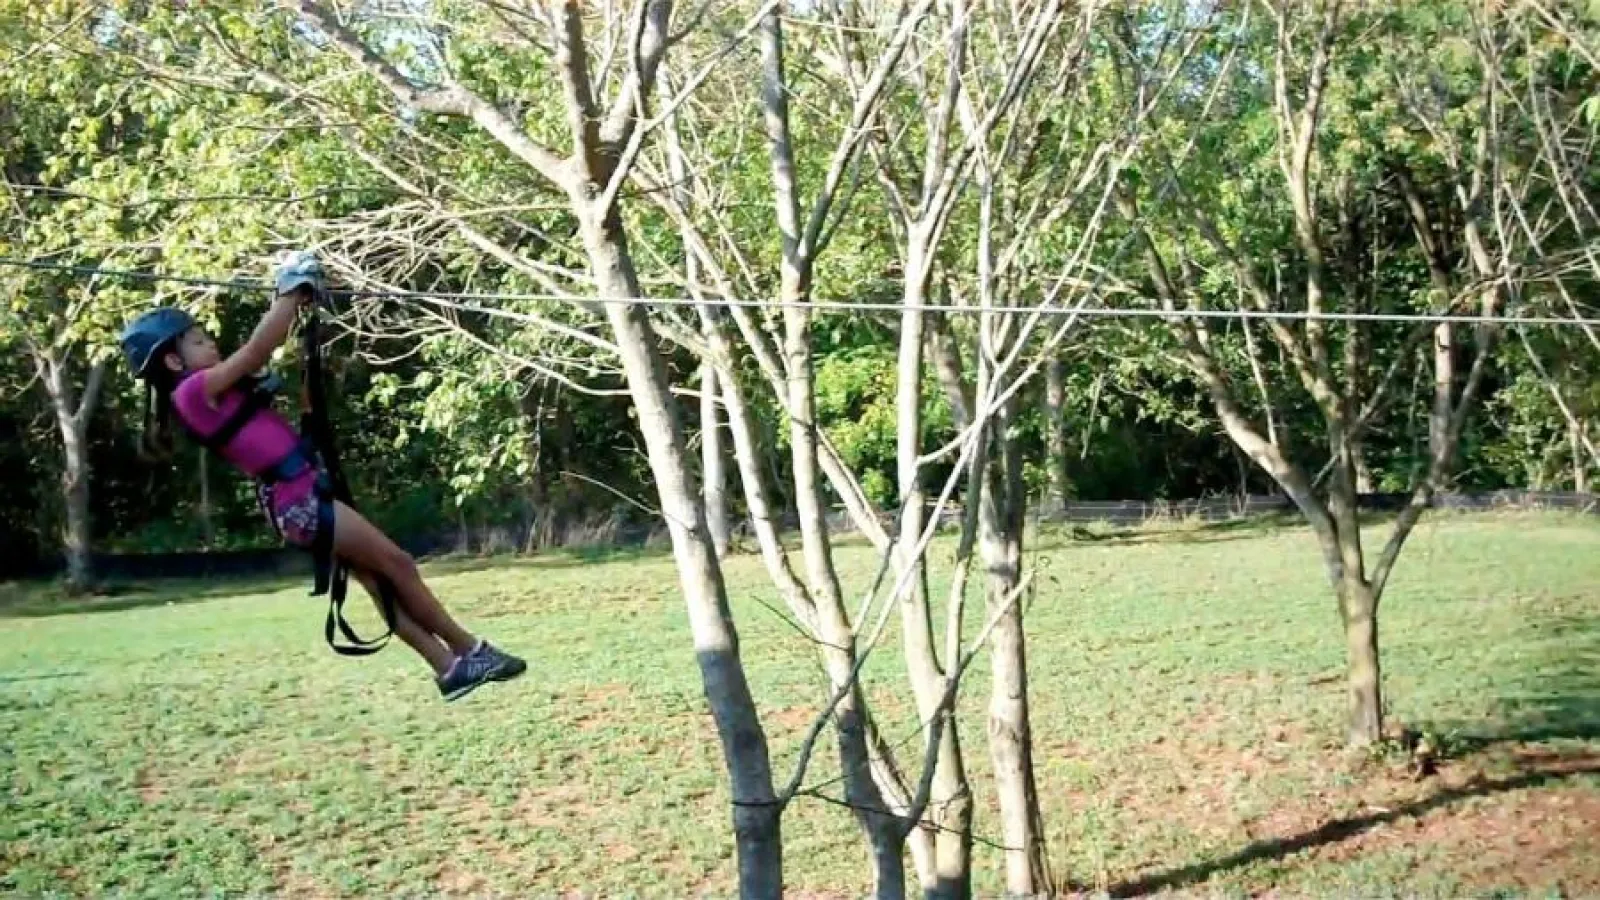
left=201, top=289, right=307, bottom=400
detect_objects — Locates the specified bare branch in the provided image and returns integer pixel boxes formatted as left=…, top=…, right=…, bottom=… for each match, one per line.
left=552, top=0, right=605, bottom=178
left=292, top=1, right=571, bottom=187
left=599, top=0, right=674, bottom=149
left=803, top=0, right=938, bottom=254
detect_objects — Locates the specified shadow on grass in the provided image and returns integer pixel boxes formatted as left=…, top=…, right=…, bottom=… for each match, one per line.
left=1476, top=696, right=1600, bottom=743
left=417, top=544, right=668, bottom=578
left=1105, top=757, right=1600, bottom=897
left=0, top=671, right=85, bottom=683
left=1033, top=506, right=1580, bottom=553
left=1108, top=612, right=1600, bottom=897
left=1032, top=512, right=1302, bottom=551
left=1455, top=613, right=1600, bottom=746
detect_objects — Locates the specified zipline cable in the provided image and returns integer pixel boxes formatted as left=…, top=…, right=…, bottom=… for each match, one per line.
left=2, top=255, right=1598, bottom=328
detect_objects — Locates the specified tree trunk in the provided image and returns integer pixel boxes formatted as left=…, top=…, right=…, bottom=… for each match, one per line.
left=977, top=395, right=1050, bottom=897
left=706, top=305, right=918, bottom=897
left=1325, top=405, right=1385, bottom=745
left=60, top=417, right=93, bottom=591
left=1043, top=356, right=1069, bottom=513
left=723, top=330, right=913, bottom=892
left=701, top=317, right=813, bottom=622
left=40, top=354, right=104, bottom=594
left=1123, top=191, right=1393, bottom=748
left=701, top=359, right=731, bottom=559
left=708, top=345, right=933, bottom=882
left=777, top=263, right=907, bottom=896
left=577, top=202, right=782, bottom=897
left=520, top=381, right=552, bottom=551
left=1340, top=575, right=1382, bottom=746
left=897, top=248, right=972, bottom=899
left=932, top=302, right=1049, bottom=896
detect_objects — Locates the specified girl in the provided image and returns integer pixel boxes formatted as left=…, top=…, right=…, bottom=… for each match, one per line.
left=118, top=252, right=524, bottom=701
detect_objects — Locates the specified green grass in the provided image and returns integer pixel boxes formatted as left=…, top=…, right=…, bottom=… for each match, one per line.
left=2, top=512, right=1597, bottom=897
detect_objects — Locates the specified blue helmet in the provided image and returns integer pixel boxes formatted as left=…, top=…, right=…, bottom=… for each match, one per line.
left=119, top=307, right=196, bottom=377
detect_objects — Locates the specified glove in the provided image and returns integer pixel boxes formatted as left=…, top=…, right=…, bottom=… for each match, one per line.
left=274, top=250, right=326, bottom=303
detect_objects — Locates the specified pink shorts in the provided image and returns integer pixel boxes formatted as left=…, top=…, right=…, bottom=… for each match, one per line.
left=257, top=471, right=326, bottom=549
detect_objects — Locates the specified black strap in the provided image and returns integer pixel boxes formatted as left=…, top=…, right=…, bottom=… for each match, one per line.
left=188, top=383, right=273, bottom=453
left=300, top=301, right=398, bottom=657
left=308, top=485, right=383, bottom=652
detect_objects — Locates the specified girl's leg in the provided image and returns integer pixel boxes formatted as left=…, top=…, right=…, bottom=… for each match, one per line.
left=329, top=499, right=478, bottom=656
left=352, top=568, right=455, bottom=676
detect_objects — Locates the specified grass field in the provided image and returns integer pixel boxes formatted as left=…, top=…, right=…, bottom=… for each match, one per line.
left=2, top=512, right=1598, bottom=898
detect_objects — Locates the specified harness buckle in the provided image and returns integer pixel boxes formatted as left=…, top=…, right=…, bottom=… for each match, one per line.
left=256, top=440, right=318, bottom=485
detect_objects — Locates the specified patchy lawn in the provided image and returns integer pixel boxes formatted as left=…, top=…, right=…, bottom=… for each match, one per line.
left=2, top=512, right=1597, bottom=897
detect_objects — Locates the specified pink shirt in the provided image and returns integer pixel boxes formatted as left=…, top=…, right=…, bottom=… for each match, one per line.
left=172, top=373, right=314, bottom=498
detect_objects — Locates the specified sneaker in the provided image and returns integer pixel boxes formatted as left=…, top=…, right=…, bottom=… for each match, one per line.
left=437, top=640, right=527, bottom=701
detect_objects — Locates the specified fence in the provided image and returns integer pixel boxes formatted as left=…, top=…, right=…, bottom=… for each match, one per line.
left=1040, top=489, right=1598, bottom=525
left=11, top=490, right=1595, bottom=584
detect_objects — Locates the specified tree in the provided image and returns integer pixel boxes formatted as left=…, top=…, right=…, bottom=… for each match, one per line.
left=1113, top=0, right=1597, bottom=745
left=0, top=1, right=283, bottom=589
left=636, top=3, right=1121, bottom=893
left=644, top=4, right=945, bottom=891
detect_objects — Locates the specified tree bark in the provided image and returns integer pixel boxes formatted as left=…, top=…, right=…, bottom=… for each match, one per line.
left=930, top=305, right=1050, bottom=894
left=59, top=414, right=93, bottom=590
left=701, top=359, right=731, bottom=559
left=780, top=284, right=909, bottom=897
left=198, top=452, right=215, bottom=549
left=1327, top=428, right=1381, bottom=745
left=1351, top=440, right=1375, bottom=495
left=977, top=393, right=1050, bottom=896
left=1340, top=575, right=1382, bottom=746
left=897, top=246, right=973, bottom=900
left=286, top=2, right=786, bottom=892
left=1573, top=418, right=1589, bottom=494
left=1120, top=188, right=1392, bottom=743
left=1043, top=356, right=1069, bottom=513
left=546, top=3, right=782, bottom=888
left=708, top=307, right=917, bottom=894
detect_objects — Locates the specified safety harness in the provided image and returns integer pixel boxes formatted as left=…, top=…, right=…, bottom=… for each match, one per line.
left=296, top=301, right=400, bottom=656
left=179, top=303, right=398, bottom=656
